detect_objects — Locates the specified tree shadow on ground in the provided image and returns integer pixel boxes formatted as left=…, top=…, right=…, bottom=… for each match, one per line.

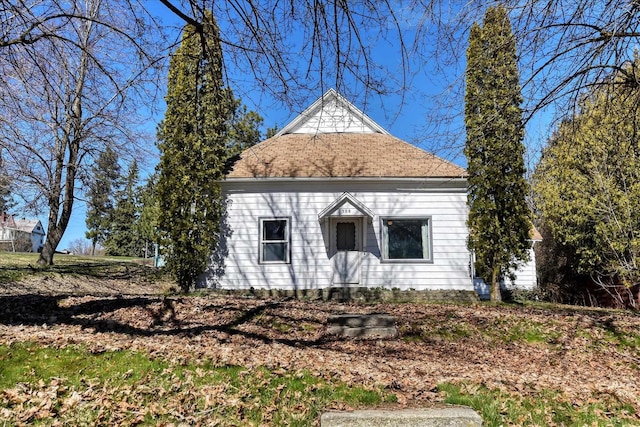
left=0, top=294, right=348, bottom=348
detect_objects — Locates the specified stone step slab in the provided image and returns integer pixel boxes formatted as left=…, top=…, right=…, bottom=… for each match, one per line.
left=321, top=407, right=483, bottom=427
left=326, top=314, right=398, bottom=338
left=328, top=314, right=396, bottom=327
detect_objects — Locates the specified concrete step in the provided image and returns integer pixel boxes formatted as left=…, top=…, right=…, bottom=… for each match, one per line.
left=326, top=314, right=397, bottom=338
left=321, top=407, right=482, bottom=427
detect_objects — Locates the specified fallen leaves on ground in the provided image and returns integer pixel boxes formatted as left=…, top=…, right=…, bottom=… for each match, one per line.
left=0, top=287, right=639, bottom=425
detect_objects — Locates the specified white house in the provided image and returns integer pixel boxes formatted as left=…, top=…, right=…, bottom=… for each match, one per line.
left=16, top=219, right=46, bottom=252
left=0, top=213, right=45, bottom=252
left=204, top=89, right=475, bottom=296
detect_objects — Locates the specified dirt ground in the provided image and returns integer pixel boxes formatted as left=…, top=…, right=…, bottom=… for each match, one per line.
left=1, top=274, right=639, bottom=418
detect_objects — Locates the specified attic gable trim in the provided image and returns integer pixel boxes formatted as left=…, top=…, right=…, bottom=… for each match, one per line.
left=275, top=88, right=390, bottom=137
left=318, top=192, right=375, bottom=221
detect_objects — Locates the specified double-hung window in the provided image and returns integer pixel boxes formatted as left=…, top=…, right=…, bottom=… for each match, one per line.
left=381, top=217, right=432, bottom=262
left=259, top=217, right=290, bottom=263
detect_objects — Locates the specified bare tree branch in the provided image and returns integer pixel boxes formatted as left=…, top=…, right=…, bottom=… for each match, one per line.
left=0, top=0, right=164, bottom=264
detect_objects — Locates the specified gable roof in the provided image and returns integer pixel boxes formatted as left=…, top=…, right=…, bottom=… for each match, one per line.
left=318, top=192, right=374, bottom=220
left=14, top=219, right=43, bottom=234
left=227, top=89, right=466, bottom=179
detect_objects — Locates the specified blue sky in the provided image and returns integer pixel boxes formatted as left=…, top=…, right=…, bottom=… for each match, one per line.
left=54, top=2, right=550, bottom=251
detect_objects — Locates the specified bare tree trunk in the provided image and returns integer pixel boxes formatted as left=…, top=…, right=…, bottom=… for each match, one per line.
left=490, top=266, right=502, bottom=302
left=37, top=154, right=79, bottom=264
left=36, top=15, right=91, bottom=266
left=2, top=1, right=159, bottom=269
left=38, top=224, right=62, bottom=265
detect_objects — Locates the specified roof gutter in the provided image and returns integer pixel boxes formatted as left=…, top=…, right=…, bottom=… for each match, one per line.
left=222, top=176, right=467, bottom=184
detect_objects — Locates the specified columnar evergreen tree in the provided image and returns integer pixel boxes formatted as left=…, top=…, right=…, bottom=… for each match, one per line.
left=464, top=5, right=532, bottom=302
left=155, top=12, right=232, bottom=291
left=85, top=147, right=121, bottom=256
left=104, top=160, right=143, bottom=257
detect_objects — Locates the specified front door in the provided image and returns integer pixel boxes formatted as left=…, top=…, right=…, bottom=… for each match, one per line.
left=331, top=219, right=361, bottom=284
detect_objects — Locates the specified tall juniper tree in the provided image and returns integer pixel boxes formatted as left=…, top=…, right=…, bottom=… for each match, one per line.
left=155, top=12, right=232, bottom=291
left=464, top=5, right=532, bottom=302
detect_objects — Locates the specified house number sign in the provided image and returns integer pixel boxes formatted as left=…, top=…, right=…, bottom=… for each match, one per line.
left=337, top=208, right=353, bottom=215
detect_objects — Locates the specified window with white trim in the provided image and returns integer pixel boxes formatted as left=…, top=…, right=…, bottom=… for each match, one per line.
left=259, top=218, right=290, bottom=263
left=381, top=218, right=432, bottom=262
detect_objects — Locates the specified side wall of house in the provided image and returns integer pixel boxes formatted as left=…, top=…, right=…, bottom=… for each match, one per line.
left=0, top=230, right=34, bottom=252
left=474, top=245, right=539, bottom=299
left=205, top=180, right=472, bottom=292
left=30, top=223, right=45, bottom=252
left=506, top=246, right=538, bottom=290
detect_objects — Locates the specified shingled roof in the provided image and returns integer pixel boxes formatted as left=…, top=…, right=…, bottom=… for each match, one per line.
left=226, top=89, right=466, bottom=179
left=227, top=133, right=466, bottom=178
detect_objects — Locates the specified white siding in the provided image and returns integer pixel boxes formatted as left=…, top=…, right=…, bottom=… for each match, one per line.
left=0, top=220, right=45, bottom=252
left=506, top=246, right=538, bottom=290
left=206, top=182, right=473, bottom=292
left=289, top=99, right=378, bottom=134
left=474, top=245, right=539, bottom=299
left=30, top=222, right=45, bottom=252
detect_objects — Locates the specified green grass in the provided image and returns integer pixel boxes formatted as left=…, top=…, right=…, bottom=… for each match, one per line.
left=601, top=327, right=640, bottom=352
left=0, top=342, right=396, bottom=426
left=438, top=383, right=637, bottom=426
left=0, top=251, right=166, bottom=284
left=400, top=314, right=563, bottom=346
left=486, top=316, right=563, bottom=345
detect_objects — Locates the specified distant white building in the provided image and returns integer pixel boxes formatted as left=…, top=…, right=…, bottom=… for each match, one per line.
left=0, top=213, right=46, bottom=252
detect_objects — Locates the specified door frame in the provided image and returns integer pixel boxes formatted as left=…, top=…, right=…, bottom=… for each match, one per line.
left=329, top=217, right=366, bottom=285
left=329, top=217, right=363, bottom=256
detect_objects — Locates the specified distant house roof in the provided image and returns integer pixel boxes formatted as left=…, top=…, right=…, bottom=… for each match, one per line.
left=227, top=89, right=466, bottom=180
left=14, top=219, right=44, bottom=234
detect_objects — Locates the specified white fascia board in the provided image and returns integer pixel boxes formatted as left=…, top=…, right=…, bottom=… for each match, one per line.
left=223, top=176, right=467, bottom=184
left=221, top=177, right=468, bottom=192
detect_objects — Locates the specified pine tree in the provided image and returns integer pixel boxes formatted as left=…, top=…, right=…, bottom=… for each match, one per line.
left=103, top=160, right=143, bottom=257
left=155, top=12, right=232, bottom=291
left=265, top=126, right=280, bottom=139
left=135, top=174, right=159, bottom=260
left=226, top=100, right=263, bottom=159
left=85, top=147, right=121, bottom=256
left=464, top=5, right=532, bottom=302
